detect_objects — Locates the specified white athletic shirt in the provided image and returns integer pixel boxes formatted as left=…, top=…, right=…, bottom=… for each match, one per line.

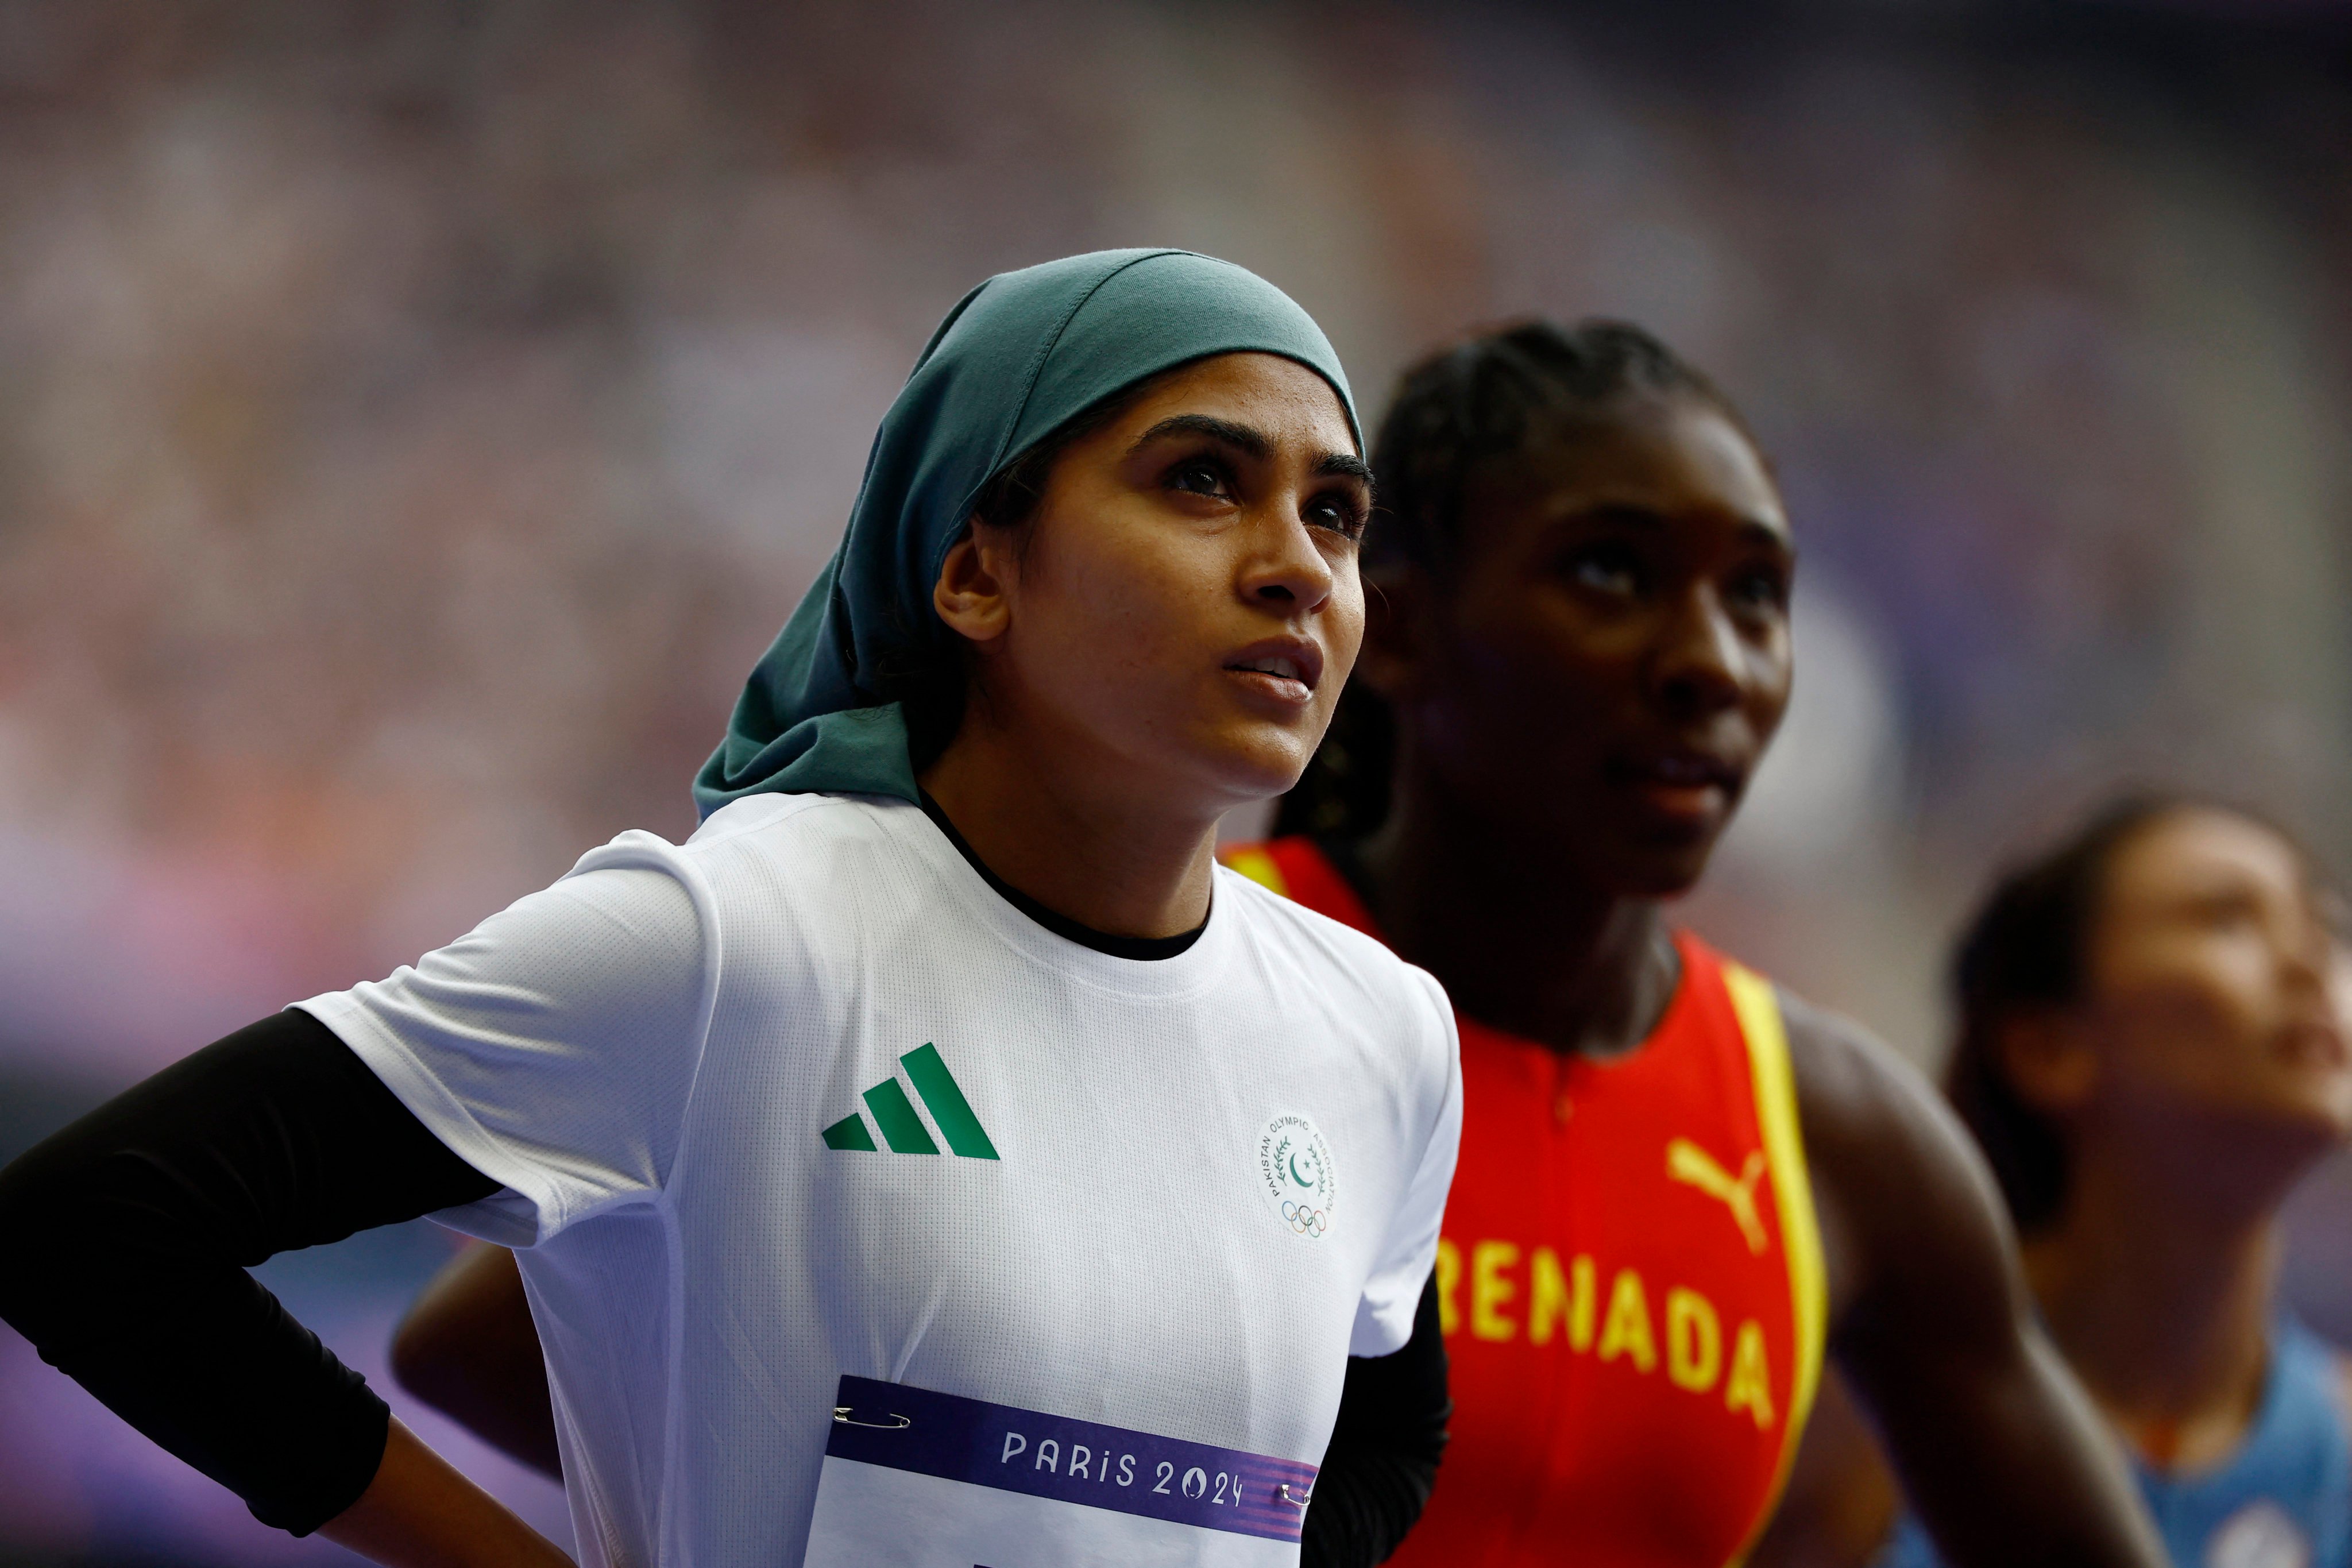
left=298, top=791, right=1461, bottom=1566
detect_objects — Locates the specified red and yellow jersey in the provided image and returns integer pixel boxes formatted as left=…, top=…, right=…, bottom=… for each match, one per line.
left=1222, top=837, right=1828, bottom=1567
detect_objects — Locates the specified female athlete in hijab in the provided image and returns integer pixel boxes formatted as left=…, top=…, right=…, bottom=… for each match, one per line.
left=0, top=252, right=1461, bottom=1568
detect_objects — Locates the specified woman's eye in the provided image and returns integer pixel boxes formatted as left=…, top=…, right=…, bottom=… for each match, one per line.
left=1167, top=459, right=1230, bottom=499
left=1567, top=543, right=1643, bottom=596
left=2185, top=897, right=2261, bottom=934
left=1306, top=494, right=1368, bottom=539
left=1729, top=566, right=1790, bottom=612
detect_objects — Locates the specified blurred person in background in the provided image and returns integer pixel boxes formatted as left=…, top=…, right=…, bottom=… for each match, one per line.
left=1757, top=797, right=2352, bottom=1568
left=0, top=250, right=1464, bottom=1567
left=1218, top=320, right=2167, bottom=1566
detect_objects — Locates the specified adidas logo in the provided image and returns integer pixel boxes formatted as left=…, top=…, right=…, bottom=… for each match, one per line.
left=822, top=1044, right=999, bottom=1158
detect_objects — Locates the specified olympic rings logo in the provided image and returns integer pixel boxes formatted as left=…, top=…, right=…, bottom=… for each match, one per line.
left=1259, top=1113, right=1336, bottom=1241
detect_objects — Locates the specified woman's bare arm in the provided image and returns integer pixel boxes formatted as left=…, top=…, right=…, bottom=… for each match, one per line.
left=1785, top=997, right=2163, bottom=1568
left=1745, top=1368, right=1902, bottom=1568
left=392, top=1245, right=562, bottom=1479
left=320, top=1418, right=570, bottom=1567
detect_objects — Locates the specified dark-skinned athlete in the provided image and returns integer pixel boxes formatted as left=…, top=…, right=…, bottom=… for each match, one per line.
left=385, top=319, right=2167, bottom=1567
left=1225, top=321, right=2165, bottom=1566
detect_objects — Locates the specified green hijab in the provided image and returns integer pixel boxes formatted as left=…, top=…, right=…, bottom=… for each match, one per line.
left=693, top=249, right=1358, bottom=818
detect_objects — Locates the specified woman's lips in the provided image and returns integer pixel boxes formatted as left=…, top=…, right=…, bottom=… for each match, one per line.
left=1223, top=638, right=1322, bottom=708
left=1605, top=752, right=1743, bottom=827
left=1226, top=669, right=1312, bottom=704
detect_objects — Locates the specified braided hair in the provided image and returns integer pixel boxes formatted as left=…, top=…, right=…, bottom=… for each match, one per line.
left=1275, top=319, right=1750, bottom=839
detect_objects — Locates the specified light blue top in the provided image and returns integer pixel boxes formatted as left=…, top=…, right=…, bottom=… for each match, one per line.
left=1878, top=1316, right=2351, bottom=1568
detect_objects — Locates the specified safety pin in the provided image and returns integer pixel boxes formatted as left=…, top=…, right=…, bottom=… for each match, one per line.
left=832, top=1406, right=913, bottom=1430
left=1277, top=1483, right=1312, bottom=1507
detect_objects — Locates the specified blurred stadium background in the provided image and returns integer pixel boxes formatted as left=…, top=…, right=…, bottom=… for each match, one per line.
left=1, top=1, right=2348, bottom=1559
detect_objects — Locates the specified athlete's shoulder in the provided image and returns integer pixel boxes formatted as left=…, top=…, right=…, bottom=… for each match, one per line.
left=1215, top=841, right=1388, bottom=968
left=1679, top=937, right=1902, bottom=1109
left=1763, top=982, right=1938, bottom=1144
left=1218, top=835, right=1375, bottom=929
left=546, top=794, right=940, bottom=944
left=1669, top=934, right=1870, bottom=1081
left=1216, top=858, right=1385, bottom=964
left=682, top=788, right=900, bottom=852
left=1756, top=976, right=2021, bottom=1330
left=1214, top=843, right=1453, bottom=1065
left=1766, top=984, right=1895, bottom=1090
left=660, top=790, right=937, bottom=880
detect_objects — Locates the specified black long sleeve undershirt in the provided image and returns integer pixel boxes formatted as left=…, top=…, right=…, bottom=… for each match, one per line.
left=0, top=1013, right=1447, bottom=1558
left=0, top=1011, right=498, bottom=1534
left=1303, top=1275, right=1449, bottom=1568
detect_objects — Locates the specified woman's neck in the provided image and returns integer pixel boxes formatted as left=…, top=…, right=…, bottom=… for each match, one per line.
left=919, top=712, right=1222, bottom=941
left=1358, top=762, right=1678, bottom=1057
left=2026, top=1148, right=2285, bottom=1471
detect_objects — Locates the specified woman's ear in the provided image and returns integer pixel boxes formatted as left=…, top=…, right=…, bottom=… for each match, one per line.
left=1996, top=1010, right=2102, bottom=1117
left=1355, top=566, right=1436, bottom=705
left=933, top=522, right=1015, bottom=646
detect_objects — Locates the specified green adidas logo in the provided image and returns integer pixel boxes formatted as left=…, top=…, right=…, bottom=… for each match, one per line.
left=822, top=1044, right=999, bottom=1158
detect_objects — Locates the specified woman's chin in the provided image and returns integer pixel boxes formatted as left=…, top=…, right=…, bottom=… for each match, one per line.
left=1190, top=725, right=1316, bottom=807
left=2195, top=1087, right=2352, bottom=1169
left=1577, top=822, right=1724, bottom=901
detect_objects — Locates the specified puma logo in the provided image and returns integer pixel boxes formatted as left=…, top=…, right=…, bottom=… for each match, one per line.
left=1666, top=1138, right=1770, bottom=1255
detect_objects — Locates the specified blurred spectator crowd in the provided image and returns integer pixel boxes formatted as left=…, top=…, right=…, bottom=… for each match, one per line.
left=0, top=1, right=2347, bottom=1559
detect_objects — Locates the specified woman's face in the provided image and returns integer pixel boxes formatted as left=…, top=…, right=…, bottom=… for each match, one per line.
left=2075, top=810, right=2352, bottom=1157
left=1369, top=392, right=1793, bottom=895
left=954, top=352, right=1369, bottom=818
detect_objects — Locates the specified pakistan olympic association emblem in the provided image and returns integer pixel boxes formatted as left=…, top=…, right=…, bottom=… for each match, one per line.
left=1257, top=1114, right=1337, bottom=1239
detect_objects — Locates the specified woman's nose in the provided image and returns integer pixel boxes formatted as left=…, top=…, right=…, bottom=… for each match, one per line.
left=1650, top=589, right=1745, bottom=717
left=1242, top=508, right=1335, bottom=617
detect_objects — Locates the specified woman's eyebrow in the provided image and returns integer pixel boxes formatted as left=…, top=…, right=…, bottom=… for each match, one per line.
left=1316, top=452, right=1374, bottom=486
left=1127, top=414, right=1270, bottom=459
left=1557, top=503, right=1791, bottom=550
left=1565, top=501, right=1669, bottom=530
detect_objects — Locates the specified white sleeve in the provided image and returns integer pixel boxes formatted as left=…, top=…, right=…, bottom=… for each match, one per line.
left=1350, top=968, right=1463, bottom=1356
left=295, top=831, right=719, bottom=1248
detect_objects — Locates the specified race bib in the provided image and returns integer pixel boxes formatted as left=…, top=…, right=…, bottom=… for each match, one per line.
left=801, top=1375, right=1318, bottom=1566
